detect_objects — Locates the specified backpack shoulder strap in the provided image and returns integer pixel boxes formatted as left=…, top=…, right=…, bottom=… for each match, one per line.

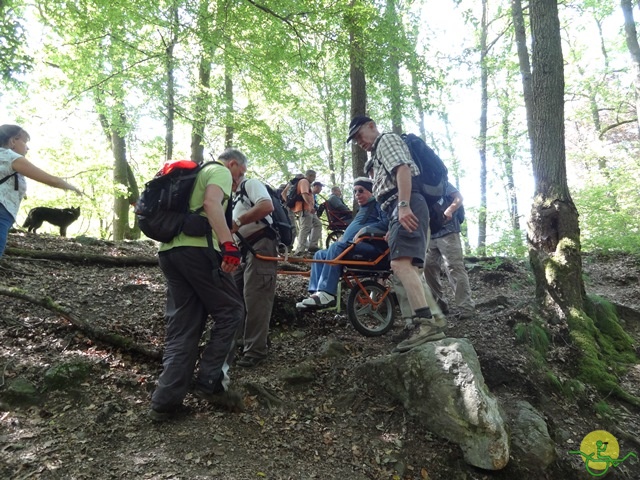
left=0, top=172, right=19, bottom=190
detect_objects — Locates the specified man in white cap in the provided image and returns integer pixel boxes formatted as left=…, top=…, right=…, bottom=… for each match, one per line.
left=347, top=115, right=447, bottom=351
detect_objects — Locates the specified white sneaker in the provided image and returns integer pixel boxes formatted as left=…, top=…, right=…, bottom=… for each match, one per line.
left=300, top=291, right=336, bottom=308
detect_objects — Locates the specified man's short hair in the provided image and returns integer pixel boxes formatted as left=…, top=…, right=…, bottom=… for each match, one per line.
left=218, top=148, right=248, bottom=166
left=305, top=169, right=316, bottom=177
left=312, top=181, right=323, bottom=188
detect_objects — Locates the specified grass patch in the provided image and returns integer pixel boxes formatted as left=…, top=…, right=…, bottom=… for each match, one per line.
left=515, top=319, right=550, bottom=358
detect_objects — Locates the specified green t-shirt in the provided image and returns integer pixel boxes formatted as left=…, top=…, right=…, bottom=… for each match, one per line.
left=159, top=163, right=232, bottom=252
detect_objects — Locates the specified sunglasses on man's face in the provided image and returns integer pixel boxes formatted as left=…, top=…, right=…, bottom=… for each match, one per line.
left=353, top=188, right=366, bottom=194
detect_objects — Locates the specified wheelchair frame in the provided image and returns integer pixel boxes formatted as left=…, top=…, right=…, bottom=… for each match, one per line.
left=245, top=234, right=397, bottom=337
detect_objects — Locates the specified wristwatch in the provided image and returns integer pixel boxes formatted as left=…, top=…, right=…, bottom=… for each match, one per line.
left=234, top=218, right=242, bottom=227
left=398, top=200, right=409, bottom=208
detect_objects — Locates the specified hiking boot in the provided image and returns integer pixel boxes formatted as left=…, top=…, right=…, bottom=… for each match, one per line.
left=391, top=319, right=418, bottom=343
left=194, top=387, right=244, bottom=412
left=457, top=310, right=475, bottom=320
left=147, top=404, right=190, bottom=423
left=236, top=356, right=266, bottom=368
left=393, top=316, right=447, bottom=353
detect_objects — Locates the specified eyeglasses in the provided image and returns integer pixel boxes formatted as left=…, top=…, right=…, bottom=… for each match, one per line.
left=353, top=188, right=366, bottom=194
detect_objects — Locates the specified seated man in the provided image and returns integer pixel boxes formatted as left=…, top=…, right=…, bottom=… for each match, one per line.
left=297, top=177, right=388, bottom=310
left=318, top=186, right=353, bottom=226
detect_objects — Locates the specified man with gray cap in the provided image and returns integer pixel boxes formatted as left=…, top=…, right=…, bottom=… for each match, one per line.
left=347, top=115, right=447, bottom=351
left=296, top=177, right=388, bottom=309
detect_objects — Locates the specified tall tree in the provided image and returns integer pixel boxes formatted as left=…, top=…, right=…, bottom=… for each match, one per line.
left=163, top=1, right=180, bottom=161
left=621, top=0, right=640, bottom=136
left=477, top=0, right=489, bottom=256
left=347, top=0, right=368, bottom=178
left=527, top=0, right=583, bottom=310
left=385, top=0, right=403, bottom=134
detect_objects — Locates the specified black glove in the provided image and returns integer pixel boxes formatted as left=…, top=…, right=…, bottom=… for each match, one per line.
left=220, top=241, right=241, bottom=266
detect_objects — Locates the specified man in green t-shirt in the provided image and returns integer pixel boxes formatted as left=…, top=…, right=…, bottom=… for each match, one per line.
left=149, top=149, right=248, bottom=421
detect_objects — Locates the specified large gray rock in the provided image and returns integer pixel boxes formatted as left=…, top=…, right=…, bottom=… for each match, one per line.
left=508, top=400, right=556, bottom=471
left=358, top=337, right=509, bottom=470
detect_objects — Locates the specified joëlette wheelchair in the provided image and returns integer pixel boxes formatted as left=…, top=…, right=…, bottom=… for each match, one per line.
left=319, top=201, right=353, bottom=248
left=247, top=233, right=397, bottom=337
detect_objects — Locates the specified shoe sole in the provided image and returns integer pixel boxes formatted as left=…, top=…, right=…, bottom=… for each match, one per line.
left=393, top=331, right=446, bottom=353
left=237, top=357, right=266, bottom=368
left=193, top=389, right=245, bottom=412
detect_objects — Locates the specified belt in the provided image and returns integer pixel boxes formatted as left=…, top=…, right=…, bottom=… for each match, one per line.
left=243, top=226, right=274, bottom=245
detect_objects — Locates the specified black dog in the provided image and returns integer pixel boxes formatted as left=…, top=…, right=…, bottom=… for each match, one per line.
left=23, top=207, right=81, bottom=237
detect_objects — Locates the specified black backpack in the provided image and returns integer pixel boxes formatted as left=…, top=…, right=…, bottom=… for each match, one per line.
left=237, top=180, right=294, bottom=247
left=285, top=177, right=303, bottom=208
left=401, top=133, right=448, bottom=206
left=134, top=160, right=221, bottom=243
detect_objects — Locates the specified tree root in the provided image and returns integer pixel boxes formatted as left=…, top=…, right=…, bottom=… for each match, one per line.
left=4, top=248, right=159, bottom=266
left=0, top=285, right=162, bottom=361
left=244, top=381, right=283, bottom=409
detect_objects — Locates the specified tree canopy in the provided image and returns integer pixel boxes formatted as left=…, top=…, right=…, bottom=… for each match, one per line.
left=0, top=0, right=638, bottom=253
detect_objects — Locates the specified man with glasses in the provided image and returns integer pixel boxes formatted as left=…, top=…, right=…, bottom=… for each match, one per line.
left=347, top=115, right=447, bottom=352
left=296, top=177, right=388, bottom=310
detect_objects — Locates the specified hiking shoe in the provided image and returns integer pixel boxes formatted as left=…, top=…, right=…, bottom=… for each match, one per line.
left=147, top=404, right=190, bottom=423
left=193, top=387, right=245, bottom=413
left=457, top=310, right=475, bottom=320
left=236, top=356, right=266, bottom=368
left=391, top=320, right=418, bottom=343
left=393, top=316, right=447, bottom=353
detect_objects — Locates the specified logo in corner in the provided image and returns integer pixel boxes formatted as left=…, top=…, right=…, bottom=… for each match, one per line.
left=569, top=430, right=637, bottom=477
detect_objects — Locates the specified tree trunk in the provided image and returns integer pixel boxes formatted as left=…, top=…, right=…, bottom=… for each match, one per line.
left=410, top=71, right=426, bottom=141
left=528, top=0, right=584, bottom=313
left=347, top=0, right=368, bottom=178
left=321, top=90, right=337, bottom=187
left=164, top=5, right=179, bottom=162
left=112, top=115, right=131, bottom=241
left=165, top=45, right=175, bottom=162
left=224, top=48, right=234, bottom=148
left=477, top=0, right=488, bottom=256
left=191, top=57, right=211, bottom=163
left=512, top=0, right=535, bottom=153
left=621, top=0, right=640, bottom=137
left=499, top=93, right=521, bottom=234
left=386, top=0, right=403, bottom=134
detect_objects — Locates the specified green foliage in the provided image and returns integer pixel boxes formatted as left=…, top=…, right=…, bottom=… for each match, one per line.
left=573, top=182, right=640, bottom=254
left=0, top=0, right=32, bottom=87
